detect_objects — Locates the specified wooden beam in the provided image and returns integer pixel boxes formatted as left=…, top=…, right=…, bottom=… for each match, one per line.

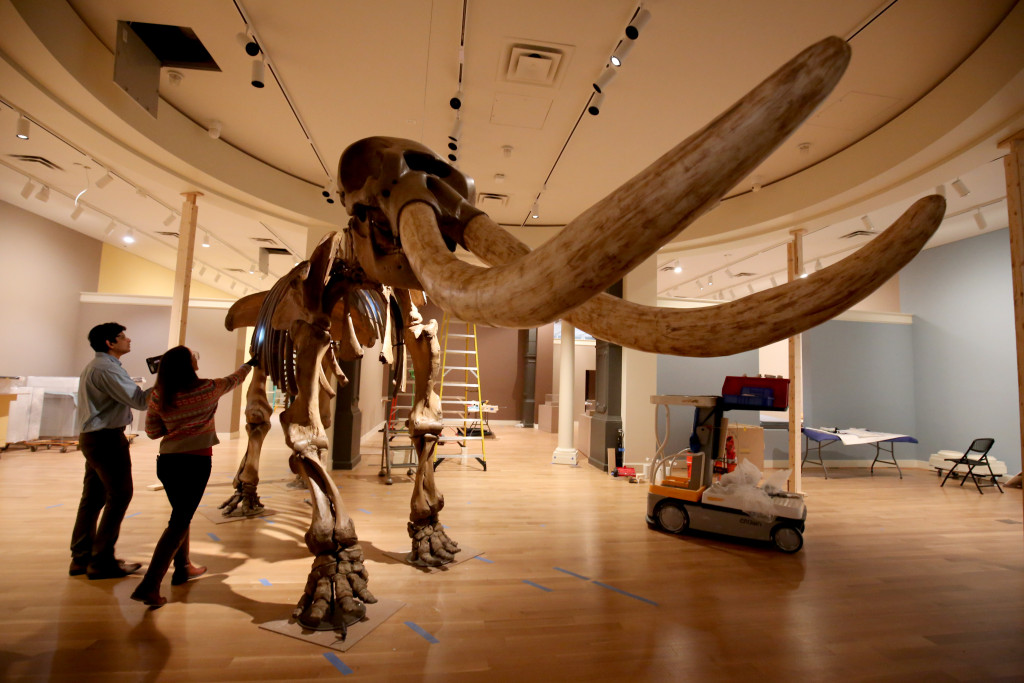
left=999, top=129, right=1024, bottom=524
left=787, top=229, right=806, bottom=493
left=167, top=191, right=202, bottom=349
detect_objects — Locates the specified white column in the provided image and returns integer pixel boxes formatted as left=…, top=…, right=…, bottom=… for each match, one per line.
left=552, top=321, right=578, bottom=465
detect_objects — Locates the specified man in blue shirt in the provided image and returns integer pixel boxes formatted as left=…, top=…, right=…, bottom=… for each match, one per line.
left=71, top=322, right=153, bottom=579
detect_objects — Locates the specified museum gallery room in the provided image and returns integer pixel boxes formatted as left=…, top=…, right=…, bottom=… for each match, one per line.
left=1, top=0, right=1023, bottom=680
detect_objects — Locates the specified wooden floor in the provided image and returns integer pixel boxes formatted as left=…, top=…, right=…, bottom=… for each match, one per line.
left=0, top=425, right=1021, bottom=682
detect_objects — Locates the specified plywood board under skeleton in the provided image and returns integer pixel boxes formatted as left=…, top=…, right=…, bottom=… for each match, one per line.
left=260, top=597, right=405, bottom=652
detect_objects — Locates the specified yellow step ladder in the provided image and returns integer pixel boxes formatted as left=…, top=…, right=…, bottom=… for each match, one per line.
left=435, top=313, right=487, bottom=471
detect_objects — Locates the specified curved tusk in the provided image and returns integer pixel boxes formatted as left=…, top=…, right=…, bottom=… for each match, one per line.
left=461, top=196, right=946, bottom=356
left=400, top=37, right=851, bottom=328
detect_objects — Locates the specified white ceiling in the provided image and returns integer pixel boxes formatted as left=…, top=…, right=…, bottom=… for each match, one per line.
left=0, top=0, right=1022, bottom=303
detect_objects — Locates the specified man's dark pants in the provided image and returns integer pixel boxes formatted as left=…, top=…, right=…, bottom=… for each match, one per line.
left=70, top=427, right=133, bottom=568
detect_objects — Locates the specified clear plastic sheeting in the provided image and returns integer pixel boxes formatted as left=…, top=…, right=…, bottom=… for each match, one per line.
left=702, top=459, right=793, bottom=520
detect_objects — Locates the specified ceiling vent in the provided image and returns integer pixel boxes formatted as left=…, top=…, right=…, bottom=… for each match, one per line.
left=477, top=193, right=510, bottom=210
left=8, top=154, right=63, bottom=170
left=500, top=42, right=570, bottom=87
left=732, top=271, right=757, bottom=278
left=840, top=229, right=877, bottom=239
left=156, top=231, right=179, bottom=238
left=226, top=267, right=247, bottom=273
left=250, top=237, right=278, bottom=244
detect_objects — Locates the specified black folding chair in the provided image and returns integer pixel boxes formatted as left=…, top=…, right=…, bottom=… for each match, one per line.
left=940, top=438, right=1003, bottom=494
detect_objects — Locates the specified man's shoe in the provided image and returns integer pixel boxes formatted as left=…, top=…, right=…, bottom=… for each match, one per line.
left=69, top=560, right=89, bottom=576
left=171, top=563, right=207, bottom=586
left=87, top=559, right=142, bottom=580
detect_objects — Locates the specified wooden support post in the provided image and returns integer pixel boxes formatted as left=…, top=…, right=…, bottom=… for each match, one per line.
left=229, top=327, right=247, bottom=437
left=999, top=130, right=1024, bottom=522
left=167, top=191, right=203, bottom=348
left=787, top=229, right=806, bottom=493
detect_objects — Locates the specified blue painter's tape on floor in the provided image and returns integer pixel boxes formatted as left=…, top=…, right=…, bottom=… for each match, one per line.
left=207, top=533, right=220, bottom=542
left=523, top=580, right=552, bottom=592
left=554, top=567, right=590, bottom=580
left=591, top=581, right=658, bottom=606
left=473, top=556, right=493, bottom=563
left=405, top=621, right=440, bottom=643
left=259, top=579, right=272, bottom=586
left=264, top=519, right=275, bottom=524
left=323, top=652, right=353, bottom=675
left=126, top=512, right=141, bottom=518
left=46, top=503, right=64, bottom=509
left=358, top=508, right=372, bottom=515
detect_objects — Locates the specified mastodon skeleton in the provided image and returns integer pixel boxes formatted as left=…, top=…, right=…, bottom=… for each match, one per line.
left=218, top=37, right=946, bottom=635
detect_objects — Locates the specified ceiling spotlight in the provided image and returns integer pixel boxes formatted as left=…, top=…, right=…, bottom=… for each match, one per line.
left=799, top=269, right=808, bottom=279
left=673, top=264, right=682, bottom=274
left=251, top=58, right=265, bottom=88
left=449, top=89, right=463, bottom=110
left=202, top=232, right=211, bottom=248
left=861, top=215, right=875, bottom=232
left=95, top=171, right=113, bottom=188
left=747, top=284, right=755, bottom=295
left=322, top=180, right=336, bottom=204
left=587, top=91, right=605, bottom=116
left=770, top=275, right=779, bottom=287
left=70, top=205, right=83, bottom=220
left=610, top=39, right=634, bottom=67
left=448, top=118, right=463, bottom=144
left=625, top=7, right=652, bottom=40
left=725, top=268, right=735, bottom=278
left=199, top=265, right=207, bottom=276
left=207, top=120, right=222, bottom=139
left=35, top=185, right=50, bottom=202
left=214, top=273, right=221, bottom=283
left=934, top=184, right=945, bottom=198
left=815, top=259, right=823, bottom=272
left=238, top=31, right=260, bottom=56
left=230, top=281, right=236, bottom=290
left=123, top=228, right=135, bottom=244
left=951, top=178, right=970, bottom=197
left=166, top=70, right=184, bottom=86
left=974, top=210, right=987, bottom=230
left=530, top=201, right=540, bottom=219
left=249, top=263, right=256, bottom=274
left=16, top=114, right=30, bottom=140
left=593, top=67, right=617, bottom=93
left=20, top=179, right=34, bottom=199
left=494, top=173, right=505, bottom=183
left=163, top=212, right=176, bottom=227
left=104, top=221, right=116, bottom=236
left=696, top=280, right=703, bottom=292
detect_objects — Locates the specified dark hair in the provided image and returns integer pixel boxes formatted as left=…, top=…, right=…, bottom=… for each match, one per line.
left=87, top=322, right=126, bottom=353
left=154, top=346, right=201, bottom=409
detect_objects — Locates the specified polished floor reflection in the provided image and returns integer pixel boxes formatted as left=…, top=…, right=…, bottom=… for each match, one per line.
left=0, top=425, right=1021, bottom=681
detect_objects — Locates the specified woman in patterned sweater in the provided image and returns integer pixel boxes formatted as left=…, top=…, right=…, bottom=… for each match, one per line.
left=131, top=346, right=252, bottom=607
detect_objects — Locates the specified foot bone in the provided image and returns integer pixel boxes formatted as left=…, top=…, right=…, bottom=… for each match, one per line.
left=293, top=547, right=377, bottom=633
left=408, top=517, right=460, bottom=567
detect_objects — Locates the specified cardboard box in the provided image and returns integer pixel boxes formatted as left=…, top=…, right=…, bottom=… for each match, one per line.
left=726, top=423, right=765, bottom=470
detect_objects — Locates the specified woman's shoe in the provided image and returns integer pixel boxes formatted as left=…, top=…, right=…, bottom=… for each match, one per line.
left=130, top=587, right=167, bottom=607
left=171, top=563, right=207, bottom=585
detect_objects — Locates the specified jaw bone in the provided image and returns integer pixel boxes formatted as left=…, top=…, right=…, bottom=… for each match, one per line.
left=398, top=37, right=852, bottom=328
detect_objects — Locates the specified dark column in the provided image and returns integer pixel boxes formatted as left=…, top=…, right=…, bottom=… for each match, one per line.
left=331, top=358, right=362, bottom=470
left=588, top=282, right=623, bottom=471
left=589, top=339, right=623, bottom=471
left=519, top=328, right=537, bottom=427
